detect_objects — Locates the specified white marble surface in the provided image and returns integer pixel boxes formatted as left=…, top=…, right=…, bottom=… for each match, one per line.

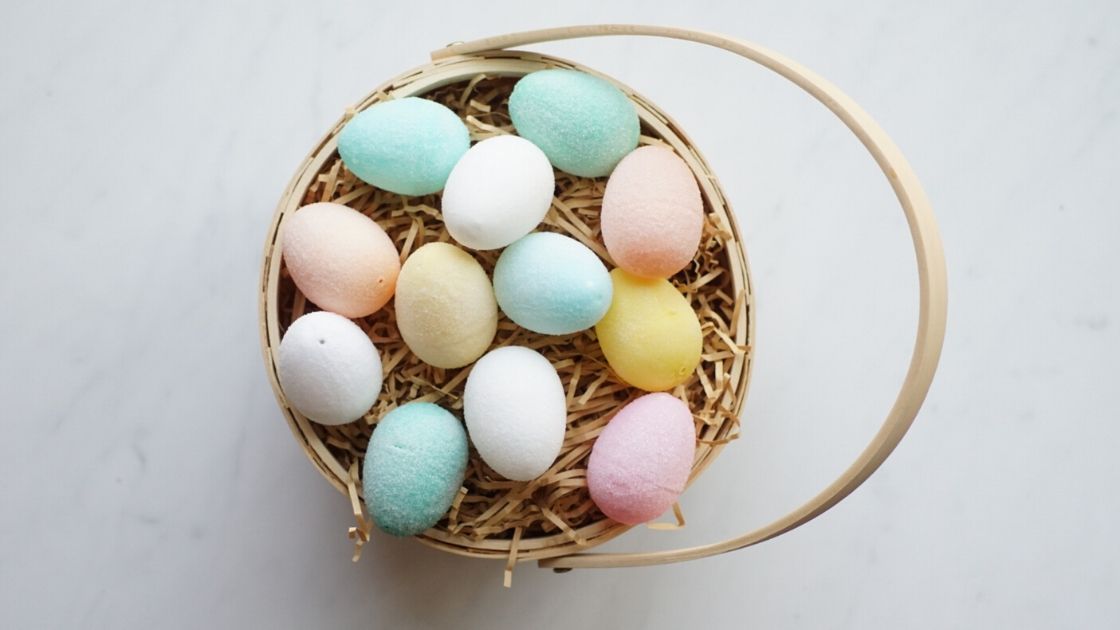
left=2, top=1, right=1118, bottom=627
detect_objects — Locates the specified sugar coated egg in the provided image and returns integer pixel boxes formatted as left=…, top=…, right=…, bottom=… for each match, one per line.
left=276, top=311, right=382, bottom=425
left=595, top=269, right=702, bottom=391
left=394, top=242, right=497, bottom=369
left=362, top=402, right=469, bottom=536
left=463, top=346, right=567, bottom=481
left=509, top=69, right=639, bottom=177
left=587, top=393, right=696, bottom=525
left=338, top=97, right=469, bottom=196
left=493, top=232, right=612, bottom=335
left=602, top=146, right=704, bottom=278
left=282, top=202, right=400, bottom=318
left=441, top=135, right=555, bottom=251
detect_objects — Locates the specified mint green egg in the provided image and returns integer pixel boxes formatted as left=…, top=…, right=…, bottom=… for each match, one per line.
left=338, top=97, right=469, bottom=196
left=509, top=69, right=639, bottom=177
left=362, top=402, right=468, bottom=536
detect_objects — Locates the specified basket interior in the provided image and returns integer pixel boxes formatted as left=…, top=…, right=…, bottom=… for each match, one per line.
left=265, top=56, right=752, bottom=560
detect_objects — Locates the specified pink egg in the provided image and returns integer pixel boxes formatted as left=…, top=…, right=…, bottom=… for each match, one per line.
left=601, top=146, right=703, bottom=278
left=282, top=202, right=400, bottom=318
left=587, top=393, right=696, bottom=525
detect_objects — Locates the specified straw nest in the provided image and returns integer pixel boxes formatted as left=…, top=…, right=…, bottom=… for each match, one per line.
left=267, top=64, right=752, bottom=563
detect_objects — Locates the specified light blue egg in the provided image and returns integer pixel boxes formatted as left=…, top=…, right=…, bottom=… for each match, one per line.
left=509, top=69, right=639, bottom=177
left=362, top=402, right=468, bottom=536
left=338, top=97, right=469, bottom=196
left=493, top=232, right=613, bottom=335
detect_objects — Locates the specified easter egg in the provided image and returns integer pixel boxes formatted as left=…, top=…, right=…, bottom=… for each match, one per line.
left=276, top=311, right=382, bottom=425
left=441, top=135, right=555, bottom=250
left=394, top=242, right=497, bottom=369
left=602, top=146, right=704, bottom=278
left=493, top=232, right=612, bottom=335
left=362, top=402, right=469, bottom=536
left=587, top=393, right=696, bottom=525
left=338, top=97, right=470, bottom=196
left=509, top=69, right=639, bottom=177
left=281, top=202, right=401, bottom=318
left=595, top=269, right=702, bottom=391
left=463, top=346, right=567, bottom=481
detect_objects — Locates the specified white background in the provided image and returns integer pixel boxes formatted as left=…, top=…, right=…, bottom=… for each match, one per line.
left=2, top=1, right=1117, bottom=628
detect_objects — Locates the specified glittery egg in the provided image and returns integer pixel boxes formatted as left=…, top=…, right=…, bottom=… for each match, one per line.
left=281, top=202, right=400, bottom=318
left=394, top=242, right=497, bottom=369
left=493, top=232, right=612, bottom=335
left=509, top=69, right=639, bottom=177
left=602, top=146, right=704, bottom=278
left=595, top=269, right=703, bottom=391
left=338, top=97, right=469, bottom=196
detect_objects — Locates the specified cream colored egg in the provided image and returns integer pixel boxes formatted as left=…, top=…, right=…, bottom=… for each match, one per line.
left=395, top=242, right=498, bottom=368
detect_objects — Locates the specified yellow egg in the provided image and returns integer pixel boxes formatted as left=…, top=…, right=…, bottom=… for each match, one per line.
left=395, top=242, right=497, bottom=369
left=595, top=269, right=702, bottom=391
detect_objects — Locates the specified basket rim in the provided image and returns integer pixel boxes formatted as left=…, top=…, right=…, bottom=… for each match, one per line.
left=258, top=49, right=755, bottom=561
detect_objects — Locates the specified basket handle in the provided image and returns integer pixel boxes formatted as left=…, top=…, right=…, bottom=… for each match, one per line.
left=432, top=25, right=948, bottom=570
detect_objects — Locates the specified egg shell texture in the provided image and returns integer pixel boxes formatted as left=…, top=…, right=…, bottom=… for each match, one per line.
left=362, top=402, right=469, bottom=536
left=595, top=269, right=703, bottom=392
left=493, top=232, right=613, bottom=335
left=394, top=242, right=497, bottom=369
left=463, top=346, right=567, bottom=481
left=601, top=146, right=704, bottom=278
left=587, top=393, right=696, bottom=525
left=441, top=135, right=555, bottom=251
left=281, top=202, right=401, bottom=318
left=338, top=97, right=470, bottom=196
left=276, top=311, right=382, bottom=426
left=509, top=69, right=639, bottom=177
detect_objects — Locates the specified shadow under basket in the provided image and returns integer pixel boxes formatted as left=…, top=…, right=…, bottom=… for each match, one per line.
left=259, top=25, right=947, bottom=575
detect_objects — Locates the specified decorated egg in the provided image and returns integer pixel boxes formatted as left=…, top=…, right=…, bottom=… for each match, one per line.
left=281, top=202, right=400, bottom=318
left=337, top=97, right=470, bottom=196
left=362, top=402, right=469, bottom=536
left=276, top=311, right=382, bottom=425
left=463, top=346, right=567, bottom=481
left=493, top=232, right=612, bottom=335
left=602, top=146, right=704, bottom=278
left=509, top=69, right=639, bottom=177
left=595, top=269, right=702, bottom=391
left=441, top=135, right=555, bottom=250
left=394, top=242, right=497, bottom=368
left=587, top=393, right=696, bottom=525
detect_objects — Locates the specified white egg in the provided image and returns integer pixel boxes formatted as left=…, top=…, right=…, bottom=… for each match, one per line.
left=441, top=135, right=555, bottom=251
left=463, top=346, right=567, bottom=481
left=276, top=311, right=382, bottom=425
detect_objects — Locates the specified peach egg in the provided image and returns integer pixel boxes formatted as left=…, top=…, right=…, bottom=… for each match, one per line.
left=281, top=202, right=400, bottom=318
left=601, top=146, right=703, bottom=279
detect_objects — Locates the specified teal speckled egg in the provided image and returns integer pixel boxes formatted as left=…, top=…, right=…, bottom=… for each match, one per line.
left=493, top=232, right=613, bottom=335
left=362, top=402, right=468, bottom=536
left=338, top=97, right=470, bottom=196
left=509, top=69, right=640, bottom=177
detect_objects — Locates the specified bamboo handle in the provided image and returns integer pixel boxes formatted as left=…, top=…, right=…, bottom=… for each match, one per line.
left=432, top=25, right=948, bottom=570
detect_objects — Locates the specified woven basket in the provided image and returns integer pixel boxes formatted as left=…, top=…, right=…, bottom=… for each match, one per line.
left=259, top=25, right=947, bottom=574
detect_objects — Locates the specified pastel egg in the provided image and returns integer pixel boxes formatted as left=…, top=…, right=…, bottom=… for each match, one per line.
left=509, top=69, right=639, bottom=177
left=362, top=402, right=468, bottom=536
left=277, top=311, right=382, bottom=425
left=587, top=393, right=696, bottom=525
left=602, top=146, right=704, bottom=278
left=463, top=346, right=567, bottom=481
left=595, top=269, right=703, bottom=391
left=441, top=135, right=555, bottom=250
left=282, top=202, right=400, bottom=318
left=493, top=232, right=612, bottom=335
left=394, top=242, right=497, bottom=368
left=338, top=97, right=470, bottom=196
